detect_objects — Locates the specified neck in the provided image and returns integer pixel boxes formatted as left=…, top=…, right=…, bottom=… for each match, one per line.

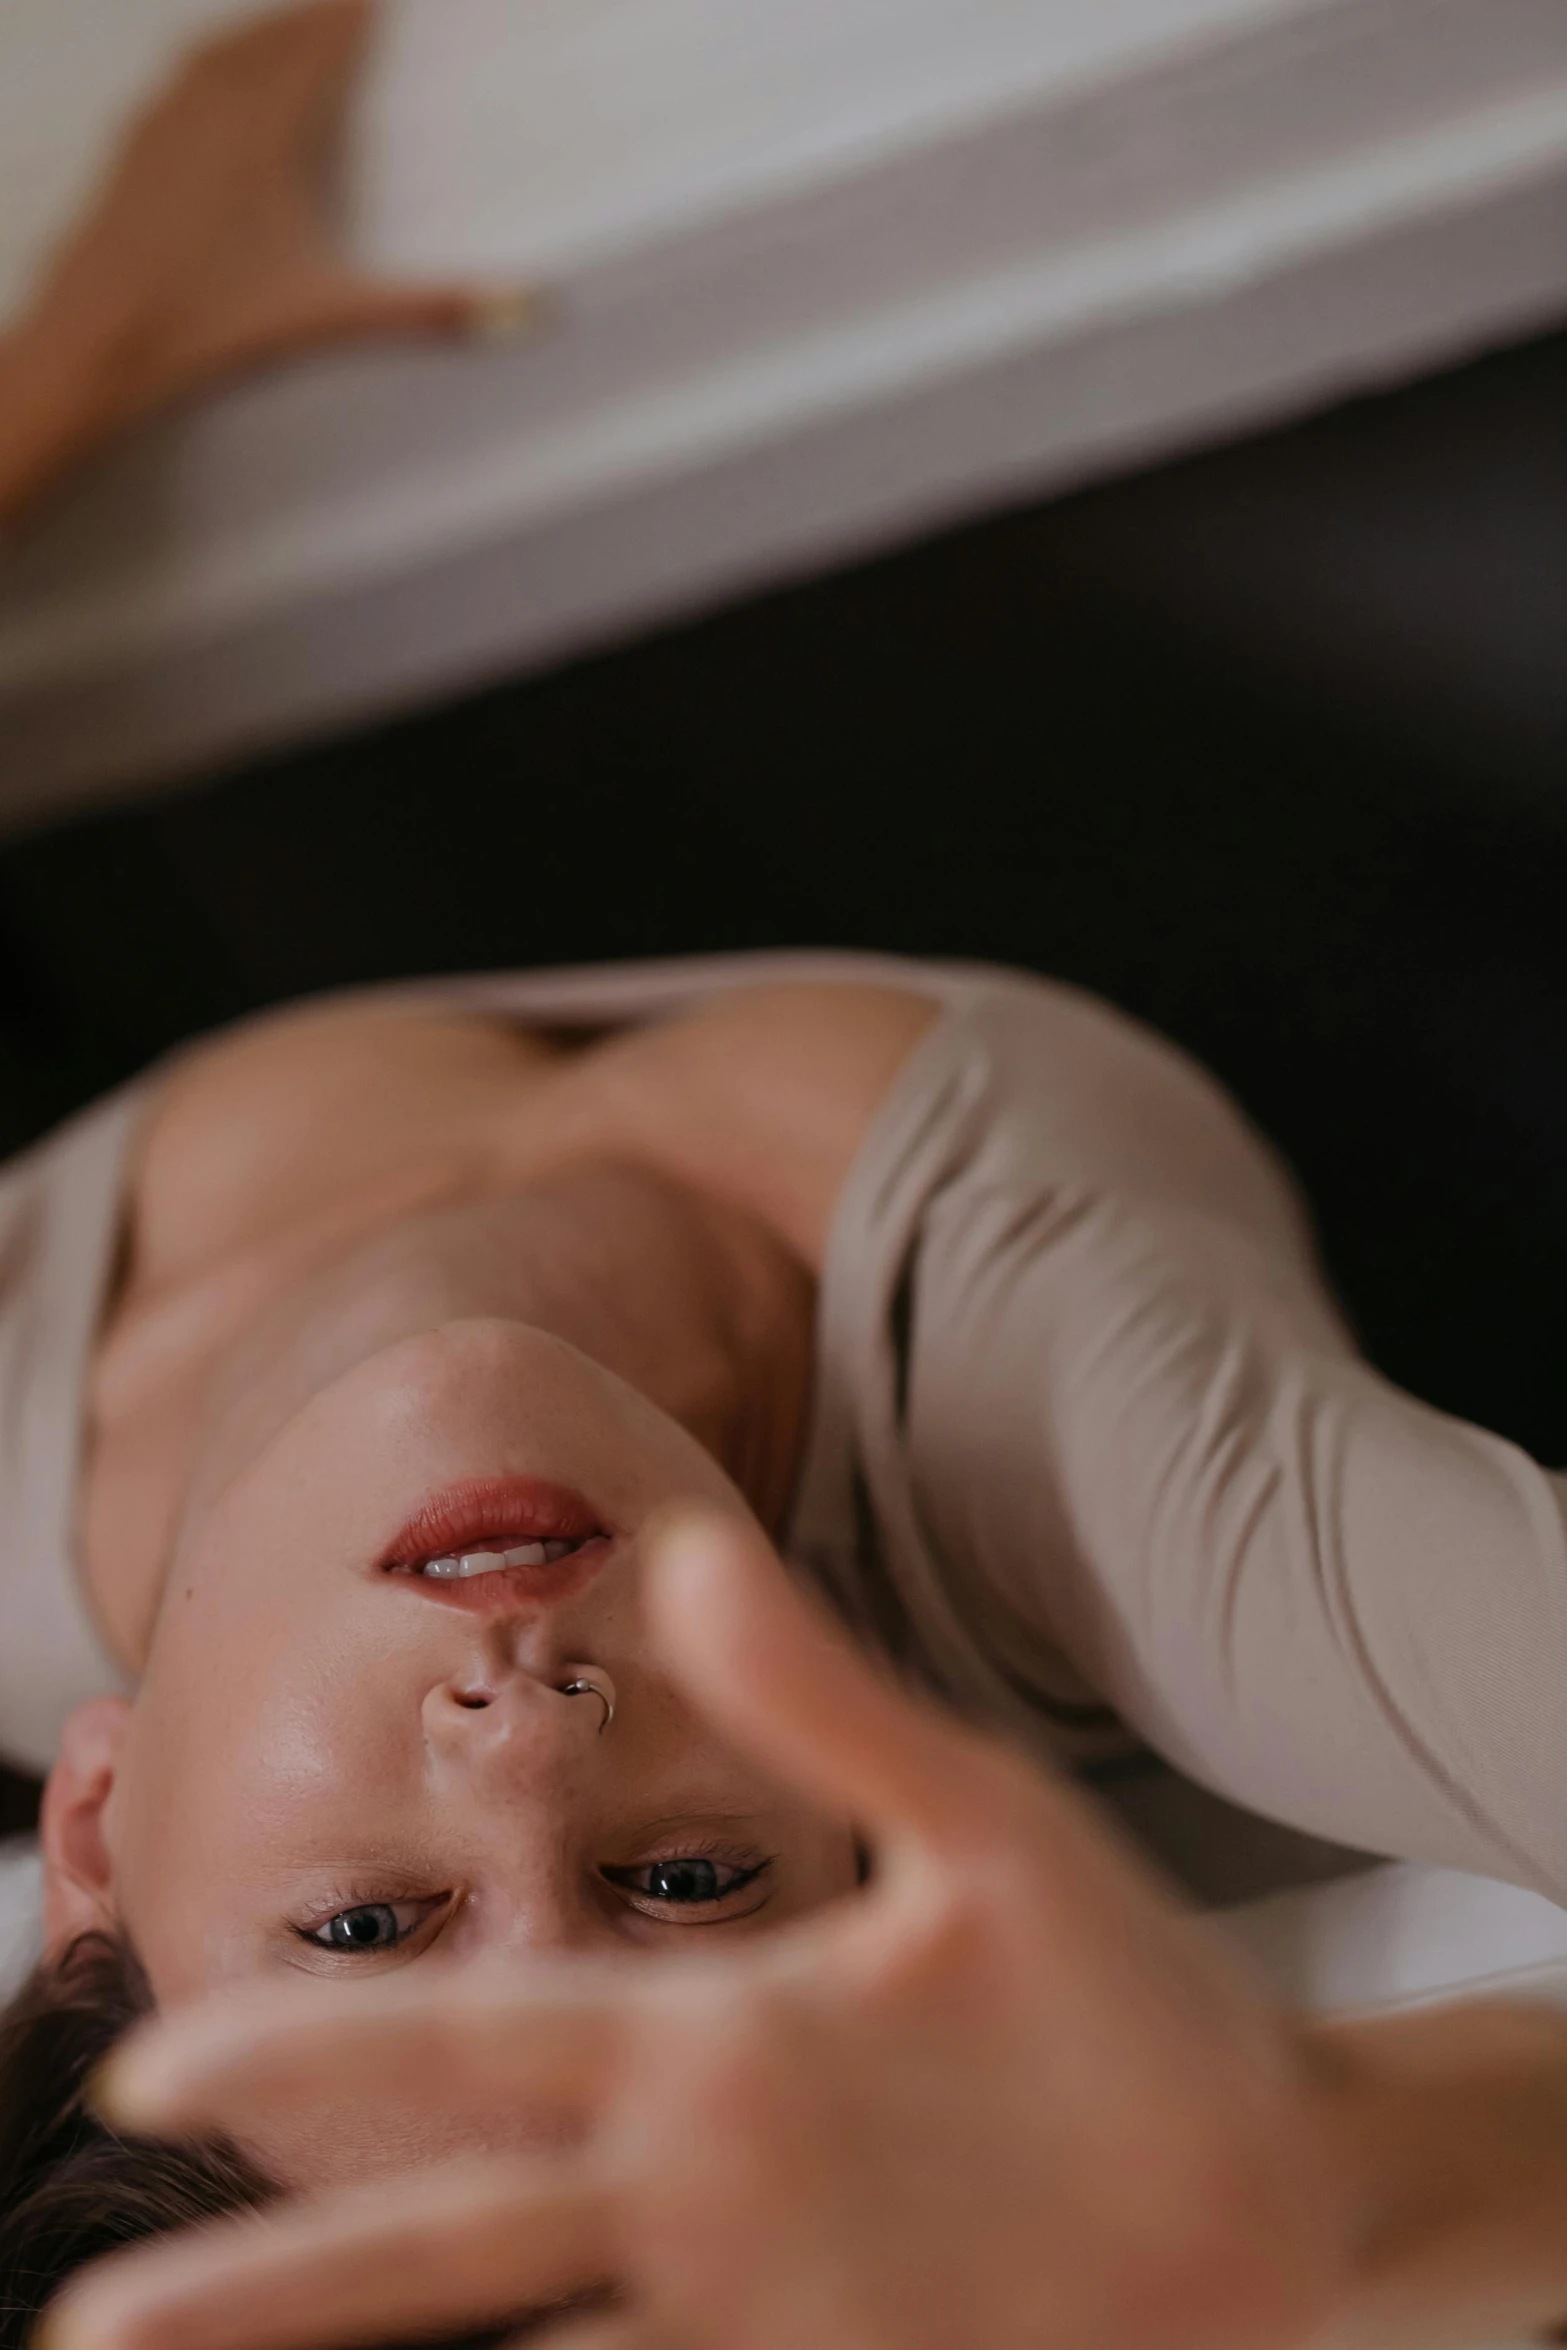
left=98, top=1162, right=815, bottom=1672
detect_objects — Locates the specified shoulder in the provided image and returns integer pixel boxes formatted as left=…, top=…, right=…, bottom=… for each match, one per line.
left=653, top=981, right=940, bottom=1098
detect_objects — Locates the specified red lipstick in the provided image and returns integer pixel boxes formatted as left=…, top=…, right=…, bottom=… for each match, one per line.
left=375, top=1476, right=614, bottom=1611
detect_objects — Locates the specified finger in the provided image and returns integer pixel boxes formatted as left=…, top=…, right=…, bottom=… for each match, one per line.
left=97, top=1963, right=626, bottom=2141
left=157, top=0, right=373, bottom=183
left=283, top=273, right=546, bottom=348
left=185, top=0, right=372, bottom=107
left=643, top=1506, right=1034, bottom=1860
left=47, top=2157, right=612, bottom=2350
left=197, top=272, right=545, bottom=378
left=162, top=273, right=545, bottom=397
left=272, top=0, right=378, bottom=155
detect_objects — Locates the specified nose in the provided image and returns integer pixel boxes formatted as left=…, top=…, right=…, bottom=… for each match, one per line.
left=423, top=1669, right=594, bottom=1789
left=422, top=1671, right=610, bottom=1959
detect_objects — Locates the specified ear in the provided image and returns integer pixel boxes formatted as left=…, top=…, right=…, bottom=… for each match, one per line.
left=40, top=1697, right=132, bottom=1953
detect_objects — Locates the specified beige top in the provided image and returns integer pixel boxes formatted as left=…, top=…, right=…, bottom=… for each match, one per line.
left=4, top=952, right=1567, bottom=1898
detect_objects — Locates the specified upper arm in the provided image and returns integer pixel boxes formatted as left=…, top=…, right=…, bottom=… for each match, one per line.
left=838, top=982, right=1567, bottom=1894
left=909, top=1173, right=1567, bottom=1893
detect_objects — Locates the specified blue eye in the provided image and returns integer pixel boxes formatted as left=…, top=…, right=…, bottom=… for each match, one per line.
left=603, top=1857, right=768, bottom=1910
left=304, top=1901, right=422, bottom=1952
left=645, top=1859, right=725, bottom=1904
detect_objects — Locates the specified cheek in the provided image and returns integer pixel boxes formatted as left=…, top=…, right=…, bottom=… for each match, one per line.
left=130, top=1608, right=419, bottom=1842
left=112, top=1623, right=426, bottom=1998
left=139, top=1559, right=423, bottom=1776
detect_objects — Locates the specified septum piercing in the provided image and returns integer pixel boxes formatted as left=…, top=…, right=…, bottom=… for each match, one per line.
left=560, top=1668, right=615, bottom=1734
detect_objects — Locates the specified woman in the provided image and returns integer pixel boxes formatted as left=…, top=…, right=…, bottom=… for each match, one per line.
left=14, top=952, right=1567, bottom=2348
left=20, top=939, right=1567, bottom=1996
left=6, top=8, right=1567, bottom=2346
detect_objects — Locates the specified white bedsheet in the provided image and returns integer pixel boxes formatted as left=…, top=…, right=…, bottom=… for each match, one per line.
left=0, top=1838, right=39, bottom=2000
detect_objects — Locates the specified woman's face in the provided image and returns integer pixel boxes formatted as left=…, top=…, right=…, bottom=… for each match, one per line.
left=95, top=1318, right=858, bottom=2023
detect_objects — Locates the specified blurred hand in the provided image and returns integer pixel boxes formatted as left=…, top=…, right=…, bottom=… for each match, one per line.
left=67, top=1510, right=1347, bottom=2350
left=31, top=0, right=525, bottom=414
left=2, top=1, right=532, bottom=520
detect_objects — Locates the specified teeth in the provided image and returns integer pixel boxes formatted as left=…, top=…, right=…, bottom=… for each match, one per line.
left=420, top=1537, right=582, bottom=1579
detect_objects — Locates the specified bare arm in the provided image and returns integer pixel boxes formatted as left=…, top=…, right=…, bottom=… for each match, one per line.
left=0, top=0, right=522, bottom=531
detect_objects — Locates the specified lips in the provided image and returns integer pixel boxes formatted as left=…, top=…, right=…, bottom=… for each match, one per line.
left=376, top=1476, right=615, bottom=1611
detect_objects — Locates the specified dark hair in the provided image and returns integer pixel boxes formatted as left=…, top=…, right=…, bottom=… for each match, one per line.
left=0, top=1932, right=275, bottom=2344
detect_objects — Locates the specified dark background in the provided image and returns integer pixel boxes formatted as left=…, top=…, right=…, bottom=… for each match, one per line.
left=2, top=319, right=1561, bottom=1874
left=4, top=322, right=1562, bottom=1449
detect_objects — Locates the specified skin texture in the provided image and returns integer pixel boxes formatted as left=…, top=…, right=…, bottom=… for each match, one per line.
left=83, top=982, right=939, bottom=1645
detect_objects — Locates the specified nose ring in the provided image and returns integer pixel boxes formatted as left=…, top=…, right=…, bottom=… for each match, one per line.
left=559, top=1667, right=615, bottom=1734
